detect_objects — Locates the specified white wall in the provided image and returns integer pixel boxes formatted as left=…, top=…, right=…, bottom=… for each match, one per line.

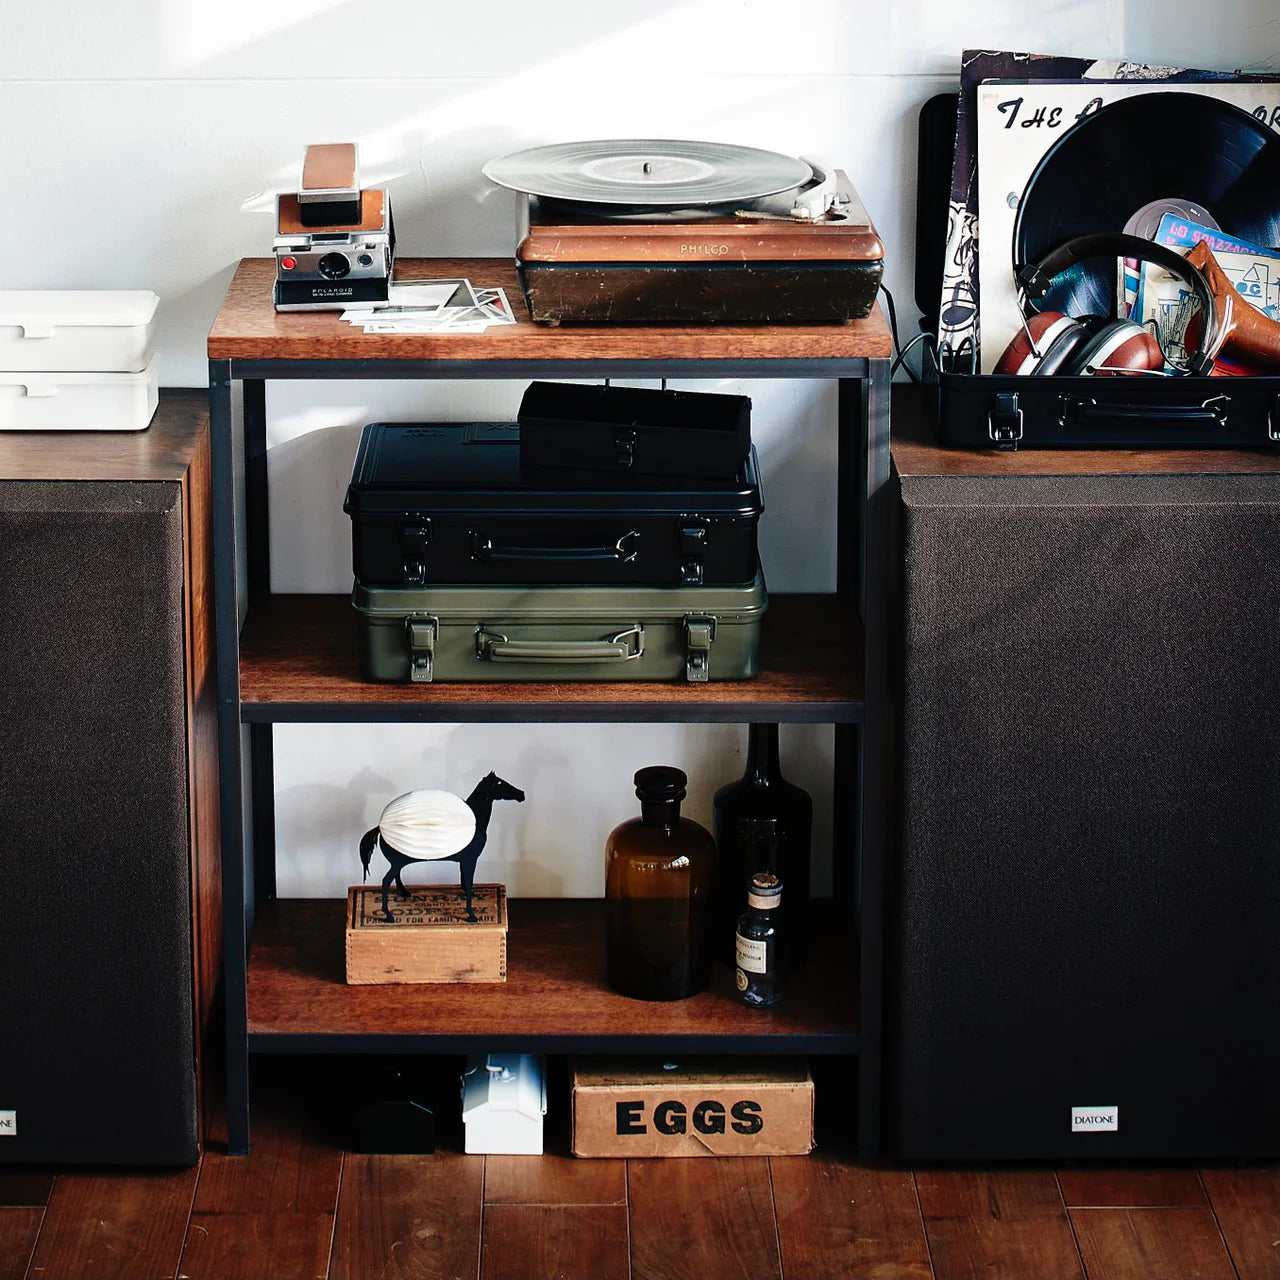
left=4, top=1, right=1277, bottom=896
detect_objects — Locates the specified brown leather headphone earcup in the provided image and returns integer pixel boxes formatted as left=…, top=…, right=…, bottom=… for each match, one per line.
left=1063, top=320, right=1165, bottom=376
left=993, top=312, right=1080, bottom=375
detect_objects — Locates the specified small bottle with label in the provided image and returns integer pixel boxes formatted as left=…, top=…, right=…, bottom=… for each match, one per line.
left=734, top=872, right=782, bottom=1008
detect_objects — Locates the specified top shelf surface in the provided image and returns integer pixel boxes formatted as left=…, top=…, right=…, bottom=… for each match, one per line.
left=208, top=257, right=892, bottom=364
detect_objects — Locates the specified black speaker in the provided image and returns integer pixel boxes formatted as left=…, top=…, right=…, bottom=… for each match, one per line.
left=0, top=399, right=219, bottom=1166
left=889, top=465, right=1280, bottom=1161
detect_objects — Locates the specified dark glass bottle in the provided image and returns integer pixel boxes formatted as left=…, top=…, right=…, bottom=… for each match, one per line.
left=713, top=724, right=812, bottom=968
left=735, top=873, right=783, bottom=1008
left=605, top=766, right=716, bottom=1002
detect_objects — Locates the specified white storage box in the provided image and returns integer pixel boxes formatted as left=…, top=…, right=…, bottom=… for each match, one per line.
left=0, top=291, right=159, bottom=373
left=461, top=1054, right=547, bottom=1154
left=0, top=355, right=159, bottom=432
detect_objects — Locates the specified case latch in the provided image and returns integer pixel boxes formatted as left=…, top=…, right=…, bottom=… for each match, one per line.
left=683, top=615, right=716, bottom=683
left=406, top=616, right=437, bottom=683
left=679, top=518, right=708, bottom=585
left=988, top=392, right=1023, bottom=450
left=400, top=520, right=431, bottom=586
left=614, top=425, right=637, bottom=468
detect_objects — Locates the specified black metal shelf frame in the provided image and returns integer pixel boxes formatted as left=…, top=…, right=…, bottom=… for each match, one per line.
left=208, top=350, right=890, bottom=1158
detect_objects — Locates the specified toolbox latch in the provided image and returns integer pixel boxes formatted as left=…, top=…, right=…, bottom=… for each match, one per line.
left=1270, top=395, right=1280, bottom=443
left=614, top=426, right=637, bottom=468
left=406, top=616, right=437, bottom=683
left=683, top=615, right=716, bottom=683
left=400, top=520, right=431, bottom=586
left=679, top=519, right=708, bottom=586
left=988, top=392, right=1023, bottom=450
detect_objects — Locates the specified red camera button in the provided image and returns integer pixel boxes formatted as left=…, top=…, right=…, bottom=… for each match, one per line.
left=281, top=256, right=297, bottom=270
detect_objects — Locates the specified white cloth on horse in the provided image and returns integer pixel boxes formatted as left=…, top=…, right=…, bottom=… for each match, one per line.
left=377, top=789, right=477, bottom=860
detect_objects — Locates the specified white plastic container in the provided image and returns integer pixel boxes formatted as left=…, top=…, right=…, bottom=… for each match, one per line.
left=0, top=355, right=159, bottom=431
left=0, top=291, right=159, bottom=373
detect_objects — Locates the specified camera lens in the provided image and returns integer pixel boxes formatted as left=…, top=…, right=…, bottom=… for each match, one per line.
left=318, top=252, right=351, bottom=280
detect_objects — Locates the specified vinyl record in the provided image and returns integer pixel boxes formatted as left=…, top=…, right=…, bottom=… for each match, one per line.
left=1013, top=92, right=1280, bottom=317
left=483, top=139, right=812, bottom=209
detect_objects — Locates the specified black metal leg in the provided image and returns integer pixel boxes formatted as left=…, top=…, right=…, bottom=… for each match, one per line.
left=243, top=378, right=270, bottom=601
left=854, top=360, right=892, bottom=1160
left=251, top=723, right=276, bottom=901
left=209, top=359, right=251, bottom=1155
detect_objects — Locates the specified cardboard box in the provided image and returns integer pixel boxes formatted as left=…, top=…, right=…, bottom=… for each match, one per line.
left=345, top=884, right=507, bottom=984
left=571, top=1058, right=814, bottom=1158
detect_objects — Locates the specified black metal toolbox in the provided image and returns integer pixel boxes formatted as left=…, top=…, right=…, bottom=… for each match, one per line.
left=517, top=381, right=751, bottom=480
left=939, top=370, right=1280, bottom=450
left=343, top=421, right=764, bottom=587
left=353, top=572, right=767, bottom=684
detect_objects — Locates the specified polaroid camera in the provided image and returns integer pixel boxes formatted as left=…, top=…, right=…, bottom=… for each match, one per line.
left=273, top=143, right=395, bottom=311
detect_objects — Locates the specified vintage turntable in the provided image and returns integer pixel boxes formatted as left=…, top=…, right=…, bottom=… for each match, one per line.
left=483, top=140, right=884, bottom=325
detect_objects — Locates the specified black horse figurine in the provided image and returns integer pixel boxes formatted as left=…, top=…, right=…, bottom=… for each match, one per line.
left=359, top=772, right=525, bottom=922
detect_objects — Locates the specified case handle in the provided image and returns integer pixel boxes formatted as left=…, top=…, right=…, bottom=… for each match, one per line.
left=1059, top=395, right=1229, bottom=429
left=471, top=530, right=638, bottom=564
left=476, top=626, right=644, bottom=664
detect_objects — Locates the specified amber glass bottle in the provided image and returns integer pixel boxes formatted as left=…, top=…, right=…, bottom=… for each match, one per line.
left=605, top=766, right=716, bottom=1001
left=713, top=724, right=812, bottom=968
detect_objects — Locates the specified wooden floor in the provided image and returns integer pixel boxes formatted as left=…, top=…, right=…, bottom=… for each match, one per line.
left=2, top=1062, right=1277, bottom=1280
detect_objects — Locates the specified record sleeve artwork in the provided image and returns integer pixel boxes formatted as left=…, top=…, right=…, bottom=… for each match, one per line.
left=975, top=78, right=1280, bottom=372
left=937, top=50, right=1234, bottom=371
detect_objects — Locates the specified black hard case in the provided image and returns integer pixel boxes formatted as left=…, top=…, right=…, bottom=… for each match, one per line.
left=344, top=422, right=763, bottom=588
left=517, top=381, right=751, bottom=480
left=938, top=369, right=1280, bottom=450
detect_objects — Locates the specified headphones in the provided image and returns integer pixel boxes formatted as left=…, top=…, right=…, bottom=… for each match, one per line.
left=995, top=233, right=1219, bottom=378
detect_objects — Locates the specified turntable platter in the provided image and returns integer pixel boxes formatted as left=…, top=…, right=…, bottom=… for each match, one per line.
left=483, top=139, right=813, bottom=209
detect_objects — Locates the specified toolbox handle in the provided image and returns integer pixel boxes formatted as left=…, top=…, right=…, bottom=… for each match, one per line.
left=1059, top=394, right=1229, bottom=430
left=477, top=626, right=644, bottom=664
left=471, top=530, right=639, bottom=564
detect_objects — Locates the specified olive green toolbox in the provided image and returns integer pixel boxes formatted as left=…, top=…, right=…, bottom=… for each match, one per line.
left=353, top=572, right=767, bottom=683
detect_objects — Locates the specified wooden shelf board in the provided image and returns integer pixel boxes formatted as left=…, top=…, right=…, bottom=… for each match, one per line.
left=246, top=897, right=859, bottom=1050
left=892, top=384, right=1280, bottom=478
left=0, top=391, right=209, bottom=483
left=208, top=258, right=892, bottom=364
left=238, top=592, right=864, bottom=722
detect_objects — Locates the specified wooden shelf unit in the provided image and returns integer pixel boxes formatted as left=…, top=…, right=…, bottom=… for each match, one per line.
left=247, top=899, right=859, bottom=1053
left=209, top=256, right=893, bottom=1156
left=239, top=592, right=865, bottom=722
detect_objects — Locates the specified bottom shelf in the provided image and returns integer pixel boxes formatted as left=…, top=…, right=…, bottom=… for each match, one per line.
left=246, top=898, right=859, bottom=1054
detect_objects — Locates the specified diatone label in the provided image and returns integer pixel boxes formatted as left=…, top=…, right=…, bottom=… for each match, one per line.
left=1071, top=1105, right=1118, bottom=1133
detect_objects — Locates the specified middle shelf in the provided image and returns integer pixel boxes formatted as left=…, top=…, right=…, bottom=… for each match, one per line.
left=247, top=898, right=860, bottom=1055
left=238, top=592, right=864, bottom=723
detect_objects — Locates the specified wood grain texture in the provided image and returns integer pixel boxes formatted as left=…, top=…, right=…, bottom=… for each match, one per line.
left=328, top=1153, right=483, bottom=1280
left=238, top=593, right=863, bottom=719
left=771, top=1156, right=930, bottom=1279
left=892, top=384, right=1280, bottom=478
left=0, top=1208, right=42, bottom=1280
left=484, top=1153, right=626, bottom=1205
left=1057, top=1169, right=1208, bottom=1208
left=180, top=1210, right=336, bottom=1280
left=1069, top=1207, right=1236, bottom=1280
left=0, top=390, right=210, bottom=483
left=628, top=1157, right=780, bottom=1280
left=190, top=1093, right=343, bottom=1215
left=184, top=1088, right=342, bottom=1279
left=915, top=1171, right=1083, bottom=1280
left=0, top=1173, right=52, bottom=1208
left=181, top=415, right=222, bottom=1153
left=1200, top=1167, right=1280, bottom=1279
left=27, top=1169, right=197, bottom=1280
left=207, top=258, right=892, bottom=362
left=481, top=1205, right=628, bottom=1280
left=247, top=899, right=858, bottom=1044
